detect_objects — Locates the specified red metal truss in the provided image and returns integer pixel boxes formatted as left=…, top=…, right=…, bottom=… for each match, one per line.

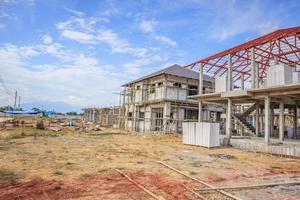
left=185, top=26, right=300, bottom=82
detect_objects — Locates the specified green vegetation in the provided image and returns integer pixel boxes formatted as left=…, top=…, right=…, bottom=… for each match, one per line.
left=66, top=111, right=78, bottom=115
left=0, top=106, right=13, bottom=111
left=0, top=169, right=18, bottom=182
left=53, top=171, right=64, bottom=176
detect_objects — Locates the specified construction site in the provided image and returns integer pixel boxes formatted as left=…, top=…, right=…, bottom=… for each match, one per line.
left=0, top=27, right=289, bottom=200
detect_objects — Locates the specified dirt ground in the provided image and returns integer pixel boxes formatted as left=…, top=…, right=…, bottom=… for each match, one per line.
left=0, top=120, right=300, bottom=199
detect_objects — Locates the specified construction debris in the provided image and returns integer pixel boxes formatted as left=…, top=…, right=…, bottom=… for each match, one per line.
left=158, top=161, right=243, bottom=200
left=116, top=169, right=166, bottom=200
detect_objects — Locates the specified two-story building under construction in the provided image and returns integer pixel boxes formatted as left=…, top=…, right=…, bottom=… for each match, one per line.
left=119, top=64, right=223, bottom=133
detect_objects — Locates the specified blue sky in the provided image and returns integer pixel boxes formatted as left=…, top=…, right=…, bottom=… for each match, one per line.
left=0, top=0, right=299, bottom=112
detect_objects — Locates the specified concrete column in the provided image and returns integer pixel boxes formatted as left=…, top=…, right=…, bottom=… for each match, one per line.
left=226, top=98, right=232, bottom=138
left=270, top=105, right=274, bottom=138
left=255, top=63, right=259, bottom=88
left=264, top=96, right=270, bottom=143
left=240, top=105, right=244, bottom=136
left=279, top=100, right=284, bottom=142
left=163, top=102, right=171, bottom=132
left=132, top=106, right=137, bottom=132
left=198, top=63, right=203, bottom=122
left=240, top=74, right=244, bottom=90
left=227, top=54, right=233, bottom=91
left=260, top=107, right=264, bottom=135
left=251, top=48, right=256, bottom=89
left=92, top=109, right=96, bottom=123
left=255, top=103, right=260, bottom=136
left=294, top=104, right=297, bottom=139
left=89, top=110, right=92, bottom=122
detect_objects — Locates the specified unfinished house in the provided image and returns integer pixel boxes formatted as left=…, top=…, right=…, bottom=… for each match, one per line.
left=184, top=27, right=300, bottom=156
left=83, top=107, right=120, bottom=128
left=120, top=64, right=223, bottom=133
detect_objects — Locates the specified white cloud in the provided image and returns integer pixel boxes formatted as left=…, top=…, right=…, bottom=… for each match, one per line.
left=0, top=24, right=5, bottom=30
left=153, top=35, right=176, bottom=47
left=139, top=19, right=157, bottom=33
left=2, top=0, right=34, bottom=5
left=138, top=19, right=177, bottom=47
left=61, top=30, right=97, bottom=44
left=56, top=16, right=109, bottom=33
left=123, top=54, right=164, bottom=74
left=64, top=8, right=85, bottom=17
left=124, top=65, right=140, bottom=74
left=42, top=34, right=53, bottom=44
left=0, top=44, right=121, bottom=107
left=207, top=1, right=280, bottom=41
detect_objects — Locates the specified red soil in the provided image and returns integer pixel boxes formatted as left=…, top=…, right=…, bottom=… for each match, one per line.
left=0, top=172, right=195, bottom=200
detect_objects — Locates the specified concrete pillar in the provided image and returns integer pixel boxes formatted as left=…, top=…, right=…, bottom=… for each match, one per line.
left=294, top=104, right=297, bottom=139
left=255, top=103, right=260, bottom=136
left=89, top=110, right=92, bottom=122
left=92, top=109, right=96, bottom=123
left=240, top=105, right=244, bottom=136
left=255, top=63, right=259, bottom=88
left=264, top=96, right=270, bottom=143
left=226, top=98, right=232, bottom=138
left=260, top=107, right=264, bottom=135
left=198, top=63, right=203, bottom=122
left=227, top=54, right=233, bottom=91
left=279, top=100, right=284, bottom=142
left=240, top=74, right=244, bottom=90
left=163, top=102, right=171, bottom=132
left=132, top=106, right=137, bottom=132
left=270, top=105, right=274, bottom=138
left=251, top=47, right=256, bottom=89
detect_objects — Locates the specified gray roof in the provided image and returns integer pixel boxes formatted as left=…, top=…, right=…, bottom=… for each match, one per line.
left=122, top=64, right=214, bottom=86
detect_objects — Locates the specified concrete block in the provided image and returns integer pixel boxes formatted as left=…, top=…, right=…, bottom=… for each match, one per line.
left=215, top=76, right=227, bottom=93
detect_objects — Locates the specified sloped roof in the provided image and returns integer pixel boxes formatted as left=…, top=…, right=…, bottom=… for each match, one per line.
left=185, top=26, right=300, bottom=82
left=122, top=64, right=214, bottom=86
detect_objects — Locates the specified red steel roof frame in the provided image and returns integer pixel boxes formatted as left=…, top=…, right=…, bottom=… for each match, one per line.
left=185, top=26, right=300, bottom=82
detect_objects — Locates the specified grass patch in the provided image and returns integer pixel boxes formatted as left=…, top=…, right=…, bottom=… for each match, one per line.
left=189, top=171, right=198, bottom=175
left=53, top=170, right=64, bottom=176
left=65, top=162, right=74, bottom=166
left=192, top=161, right=202, bottom=167
left=0, top=169, right=18, bottom=182
left=98, top=168, right=112, bottom=173
left=80, top=173, right=93, bottom=178
left=89, top=132, right=122, bottom=136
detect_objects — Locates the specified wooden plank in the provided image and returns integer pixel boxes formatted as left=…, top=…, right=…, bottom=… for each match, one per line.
left=181, top=184, right=207, bottom=200
left=158, top=161, right=243, bottom=200
left=196, top=181, right=300, bottom=191
left=116, top=169, right=166, bottom=200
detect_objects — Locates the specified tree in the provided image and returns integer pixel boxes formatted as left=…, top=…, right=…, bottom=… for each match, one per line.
left=66, top=111, right=77, bottom=115
left=0, top=106, right=14, bottom=111
left=31, top=107, right=42, bottom=112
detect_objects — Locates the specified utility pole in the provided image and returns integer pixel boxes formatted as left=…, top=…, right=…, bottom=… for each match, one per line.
left=18, top=95, right=21, bottom=108
left=14, top=90, right=17, bottom=109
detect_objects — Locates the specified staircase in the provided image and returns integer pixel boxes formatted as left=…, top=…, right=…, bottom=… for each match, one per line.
left=241, top=101, right=261, bottom=118
left=232, top=114, right=255, bottom=135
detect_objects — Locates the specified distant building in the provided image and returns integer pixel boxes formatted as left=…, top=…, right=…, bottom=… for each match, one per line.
left=82, top=106, right=120, bottom=128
